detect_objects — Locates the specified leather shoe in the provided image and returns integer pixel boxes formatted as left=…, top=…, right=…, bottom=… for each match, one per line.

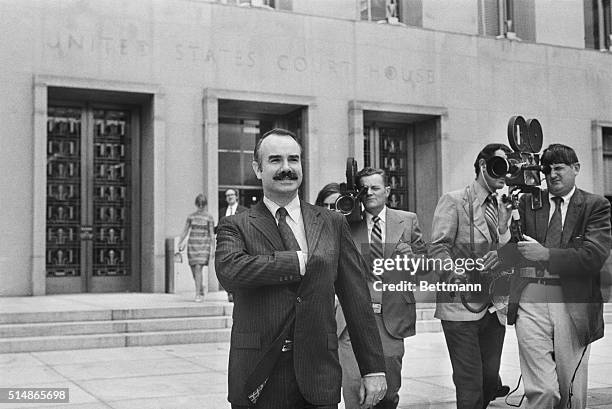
left=493, top=384, right=510, bottom=399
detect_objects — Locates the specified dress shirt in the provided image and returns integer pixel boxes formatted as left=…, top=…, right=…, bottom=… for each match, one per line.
left=263, top=195, right=308, bottom=275
left=472, top=180, right=511, bottom=242
left=225, top=203, right=237, bottom=217
left=365, top=207, right=387, bottom=244
left=362, top=206, right=391, bottom=379
left=548, top=186, right=576, bottom=227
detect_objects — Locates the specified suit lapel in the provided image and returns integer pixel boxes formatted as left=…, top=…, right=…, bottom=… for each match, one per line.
left=536, top=193, right=551, bottom=243
left=350, top=220, right=369, bottom=255
left=384, top=209, right=405, bottom=258
left=249, top=202, right=285, bottom=251
left=301, top=202, right=323, bottom=257
left=461, top=187, right=491, bottom=242
left=562, top=189, right=584, bottom=245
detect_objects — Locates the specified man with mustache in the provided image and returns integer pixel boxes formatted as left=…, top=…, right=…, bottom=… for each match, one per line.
left=216, top=128, right=387, bottom=409
left=501, top=144, right=611, bottom=408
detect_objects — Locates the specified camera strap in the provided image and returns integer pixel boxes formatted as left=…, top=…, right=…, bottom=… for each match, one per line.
left=466, top=186, right=475, bottom=255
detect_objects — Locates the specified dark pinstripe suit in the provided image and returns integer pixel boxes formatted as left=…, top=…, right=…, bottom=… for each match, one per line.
left=216, top=201, right=386, bottom=407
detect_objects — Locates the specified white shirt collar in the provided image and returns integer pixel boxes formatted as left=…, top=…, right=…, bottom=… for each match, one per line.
left=263, top=195, right=301, bottom=222
left=472, top=179, right=494, bottom=206
left=365, top=206, right=387, bottom=224
left=548, top=185, right=576, bottom=205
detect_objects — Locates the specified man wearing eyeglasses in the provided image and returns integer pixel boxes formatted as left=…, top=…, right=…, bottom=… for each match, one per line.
left=220, top=188, right=248, bottom=221
left=501, top=144, right=611, bottom=409
left=218, top=188, right=248, bottom=302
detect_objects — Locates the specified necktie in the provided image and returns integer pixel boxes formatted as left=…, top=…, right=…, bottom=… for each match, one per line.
left=545, top=196, right=563, bottom=248
left=369, top=215, right=384, bottom=281
left=484, top=194, right=499, bottom=245
left=276, top=207, right=301, bottom=251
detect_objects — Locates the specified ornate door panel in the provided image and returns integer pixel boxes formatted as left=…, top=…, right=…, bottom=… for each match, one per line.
left=46, top=105, right=136, bottom=293
left=46, top=107, right=82, bottom=292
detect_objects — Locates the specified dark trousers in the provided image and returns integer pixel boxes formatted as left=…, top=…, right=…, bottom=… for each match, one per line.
left=231, top=351, right=338, bottom=409
left=441, top=312, right=505, bottom=409
left=376, top=355, right=401, bottom=409
left=338, top=317, right=403, bottom=409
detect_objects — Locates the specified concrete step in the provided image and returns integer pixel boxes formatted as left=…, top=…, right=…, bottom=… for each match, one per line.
left=0, top=304, right=232, bottom=325
left=416, top=319, right=442, bottom=333
left=416, top=308, right=435, bottom=321
left=0, top=328, right=232, bottom=353
left=0, top=302, right=234, bottom=353
left=0, top=316, right=232, bottom=338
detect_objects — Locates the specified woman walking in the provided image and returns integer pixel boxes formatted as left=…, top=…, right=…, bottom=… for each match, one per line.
left=178, top=193, right=215, bottom=302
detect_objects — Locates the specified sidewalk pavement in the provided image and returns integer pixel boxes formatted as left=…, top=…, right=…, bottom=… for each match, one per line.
left=1, top=294, right=612, bottom=408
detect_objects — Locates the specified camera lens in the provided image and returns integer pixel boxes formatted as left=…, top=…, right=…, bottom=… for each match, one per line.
left=486, top=156, right=509, bottom=178
left=336, top=195, right=355, bottom=215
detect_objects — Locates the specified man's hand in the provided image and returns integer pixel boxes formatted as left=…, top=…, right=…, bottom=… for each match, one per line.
left=517, top=235, right=550, bottom=261
left=359, top=375, right=387, bottom=408
left=393, top=241, right=414, bottom=257
left=481, top=250, right=499, bottom=270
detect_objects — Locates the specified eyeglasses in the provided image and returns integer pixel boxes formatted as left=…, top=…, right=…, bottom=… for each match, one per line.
left=323, top=203, right=337, bottom=210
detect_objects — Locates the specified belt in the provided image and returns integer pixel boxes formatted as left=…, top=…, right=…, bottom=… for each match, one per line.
left=372, top=302, right=382, bottom=314
left=519, top=267, right=558, bottom=280
left=281, top=339, right=293, bottom=352
left=526, top=278, right=561, bottom=286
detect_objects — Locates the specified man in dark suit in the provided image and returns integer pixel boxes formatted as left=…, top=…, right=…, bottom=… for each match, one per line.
left=219, top=188, right=248, bottom=221
left=218, top=188, right=248, bottom=302
left=501, top=144, right=611, bottom=409
left=429, top=144, right=513, bottom=409
left=216, top=128, right=387, bottom=409
left=336, top=167, right=427, bottom=409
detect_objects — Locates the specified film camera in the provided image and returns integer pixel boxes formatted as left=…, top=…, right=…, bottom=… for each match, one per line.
left=486, top=115, right=547, bottom=210
left=334, top=158, right=367, bottom=222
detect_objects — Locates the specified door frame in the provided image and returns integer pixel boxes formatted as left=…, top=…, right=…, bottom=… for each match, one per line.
left=32, top=76, right=165, bottom=295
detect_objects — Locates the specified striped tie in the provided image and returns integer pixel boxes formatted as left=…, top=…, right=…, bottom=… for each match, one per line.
left=370, top=215, right=384, bottom=280
left=484, top=194, right=499, bottom=245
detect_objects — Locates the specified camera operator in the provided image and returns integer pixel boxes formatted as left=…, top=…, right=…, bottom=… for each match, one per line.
left=336, top=167, right=427, bottom=409
left=501, top=144, right=612, bottom=409
left=429, top=144, right=513, bottom=409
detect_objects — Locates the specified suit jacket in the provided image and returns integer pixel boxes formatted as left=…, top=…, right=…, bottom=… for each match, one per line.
left=501, top=188, right=611, bottom=345
left=215, top=201, right=385, bottom=406
left=429, top=180, right=511, bottom=322
left=219, top=204, right=248, bottom=221
left=336, top=208, right=427, bottom=340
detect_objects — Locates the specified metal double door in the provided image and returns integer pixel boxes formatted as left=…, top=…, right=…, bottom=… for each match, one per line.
left=46, top=104, right=138, bottom=293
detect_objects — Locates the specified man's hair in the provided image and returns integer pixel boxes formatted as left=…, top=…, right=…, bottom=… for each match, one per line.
left=195, top=193, right=207, bottom=208
left=473, top=143, right=513, bottom=176
left=356, top=167, right=388, bottom=186
left=253, top=128, right=301, bottom=169
left=541, top=144, right=579, bottom=167
left=225, top=188, right=239, bottom=197
left=315, top=182, right=341, bottom=207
